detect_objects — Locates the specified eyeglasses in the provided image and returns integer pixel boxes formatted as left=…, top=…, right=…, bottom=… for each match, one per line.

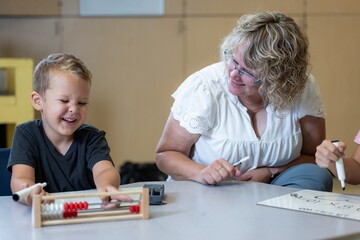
left=226, top=55, right=261, bottom=85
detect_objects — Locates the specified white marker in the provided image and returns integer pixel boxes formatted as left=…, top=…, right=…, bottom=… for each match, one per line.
left=233, top=156, right=250, bottom=167
left=332, top=141, right=346, bottom=191
left=12, top=182, right=47, bottom=202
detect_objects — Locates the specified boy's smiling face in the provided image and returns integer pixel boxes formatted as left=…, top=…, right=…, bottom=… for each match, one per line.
left=32, top=70, right=91, bottom=142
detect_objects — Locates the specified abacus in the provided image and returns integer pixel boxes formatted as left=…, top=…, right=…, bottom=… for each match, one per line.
left=32, top=187, right=149, bottom=228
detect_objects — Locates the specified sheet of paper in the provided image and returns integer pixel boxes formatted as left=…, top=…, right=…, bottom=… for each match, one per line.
left=257, top=190, right=360, bottom=221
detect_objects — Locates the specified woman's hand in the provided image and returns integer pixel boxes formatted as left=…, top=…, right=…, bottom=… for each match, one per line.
left=237, top=168, right=272, bottom=183
left=198, top=158, right=241, bottom=185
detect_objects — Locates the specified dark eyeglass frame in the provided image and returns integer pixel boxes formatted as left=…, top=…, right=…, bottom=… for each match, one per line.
left=225, top=51, right=261, bottom=85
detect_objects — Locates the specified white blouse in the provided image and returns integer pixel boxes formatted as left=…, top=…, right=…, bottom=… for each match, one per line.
left=171, top=62, right=325, bottom=173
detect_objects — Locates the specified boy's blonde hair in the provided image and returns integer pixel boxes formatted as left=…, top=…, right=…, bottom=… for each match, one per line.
left=34, top=53, right=92, bottom=96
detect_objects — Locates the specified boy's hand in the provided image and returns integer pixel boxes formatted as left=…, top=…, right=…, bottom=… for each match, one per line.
left=98, top=185, right=133, bottom=209
left=18, top=183, right=49, bottom=206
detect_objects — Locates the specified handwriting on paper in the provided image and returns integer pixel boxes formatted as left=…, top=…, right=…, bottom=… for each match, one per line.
left=257, top=190, right=360, bottom=221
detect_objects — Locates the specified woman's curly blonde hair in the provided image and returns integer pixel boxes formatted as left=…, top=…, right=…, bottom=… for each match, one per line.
left=220, top=12, right=309, bottom=114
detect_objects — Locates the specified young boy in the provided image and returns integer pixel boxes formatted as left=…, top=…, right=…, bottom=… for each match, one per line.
left=7, top=53, right=131, bottom=205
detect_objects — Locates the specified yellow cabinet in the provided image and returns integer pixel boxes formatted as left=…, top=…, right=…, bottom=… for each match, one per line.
left=0, top=58, right=34, bottom=146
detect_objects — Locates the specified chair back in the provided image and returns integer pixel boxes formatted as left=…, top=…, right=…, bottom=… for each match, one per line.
left=0, top=148, right=12, bottom=196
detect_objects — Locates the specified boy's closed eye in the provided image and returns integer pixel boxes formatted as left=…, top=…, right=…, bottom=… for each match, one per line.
left=58, top=99, right=88, bottom=106
left=78, top=102, right=88, bottom=106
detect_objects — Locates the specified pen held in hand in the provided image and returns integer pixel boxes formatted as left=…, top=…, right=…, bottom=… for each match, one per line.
left=331, top=140, right=346, bottom=191
left=12, top=182, right=47, bottom=202
left=233, top=156, right=250, bottom=167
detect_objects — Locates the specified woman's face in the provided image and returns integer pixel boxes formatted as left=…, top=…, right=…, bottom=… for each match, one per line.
left=227, top=45, right=261, bottom=96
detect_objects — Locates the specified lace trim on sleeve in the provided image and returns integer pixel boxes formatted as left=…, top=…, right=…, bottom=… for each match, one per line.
left=171, top=75, right=213, bottom=134
left=172, top=104, right=207, bottom=134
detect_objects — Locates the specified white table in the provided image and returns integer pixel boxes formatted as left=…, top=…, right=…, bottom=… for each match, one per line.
left=1, top=181, right=360, bottom=240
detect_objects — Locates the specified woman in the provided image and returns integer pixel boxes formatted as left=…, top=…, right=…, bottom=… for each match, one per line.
left=155, top=12, right=332, bottom=191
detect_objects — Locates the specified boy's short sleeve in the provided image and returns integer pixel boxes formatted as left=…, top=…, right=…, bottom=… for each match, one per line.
left=7, top=122, right=39, bottom=172
left=354, top=130, right=360, bottom=144
left=171, top=73, right=214, bottom=134
left=83, top=128, right=113, bottom=170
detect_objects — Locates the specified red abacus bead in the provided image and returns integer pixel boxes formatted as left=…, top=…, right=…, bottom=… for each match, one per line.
left=69, top=203, right=75, bottom=210
left=75, top=202, right=81, bottom=210
left=130, top=205, right=140, bottom=213
left=129, top=206, right=135, bottom=213
left=84, top=201, right=89, bottom=210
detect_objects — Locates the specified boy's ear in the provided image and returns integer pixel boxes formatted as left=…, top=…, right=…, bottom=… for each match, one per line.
left=31, top=91, right=43, bottom=111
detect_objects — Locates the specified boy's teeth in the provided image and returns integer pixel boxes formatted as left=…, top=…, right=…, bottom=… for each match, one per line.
left=64, top=118, right=75, bottom=122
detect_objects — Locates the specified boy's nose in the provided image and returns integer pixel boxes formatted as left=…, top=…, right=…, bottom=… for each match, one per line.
left=68, top=104, right=78, bottom=113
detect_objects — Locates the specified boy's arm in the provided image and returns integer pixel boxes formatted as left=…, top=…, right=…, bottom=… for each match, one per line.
left=92, top=160, right=120, bottom=191
left=343, top=145, right=360, bottom=184
left=92, top=161, right=132, bottom=204
left=11, top=164, right=44, bottom=206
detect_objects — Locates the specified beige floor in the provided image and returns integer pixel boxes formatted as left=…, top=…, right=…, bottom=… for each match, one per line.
left=332, top=178, right=360, bottom=195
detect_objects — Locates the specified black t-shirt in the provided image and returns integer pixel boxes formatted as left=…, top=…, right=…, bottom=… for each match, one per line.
left=7, top=120, right=114, bottom=193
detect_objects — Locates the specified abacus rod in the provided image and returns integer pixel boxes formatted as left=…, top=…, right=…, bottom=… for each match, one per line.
left=77, top=209, right=131, bottom=217
left=85, top=199, right=140, bottom=206
left=40, top=188, right=143, bottom=200
left=42, top=214, right=144, bottom=226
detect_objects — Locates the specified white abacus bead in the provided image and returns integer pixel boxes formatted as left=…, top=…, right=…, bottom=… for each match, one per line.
left=49, top=203, right=55, bottom=212
left=42, top=211, right=49, bottom=220
left=41, top=205, right=46, bottom=214
left=45, top=203, right=53, bottom=220
left=41, top=204, right=49, bottom=220
left=59, top=204, right=64, bottom=219
left=52, top=203, right=64, bottom=219
left=53, top=203, right=60, bottom=211
left=41, top=202, right=69, bottom=220
left=56, top=211, right=63, bottom=219
left=41, top=203, right=55, bottom=220
left=45, top=204, right=51, bottom=212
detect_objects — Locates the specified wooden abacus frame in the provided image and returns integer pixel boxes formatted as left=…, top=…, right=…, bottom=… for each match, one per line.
left=32, top=187, right=149, bottom=228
